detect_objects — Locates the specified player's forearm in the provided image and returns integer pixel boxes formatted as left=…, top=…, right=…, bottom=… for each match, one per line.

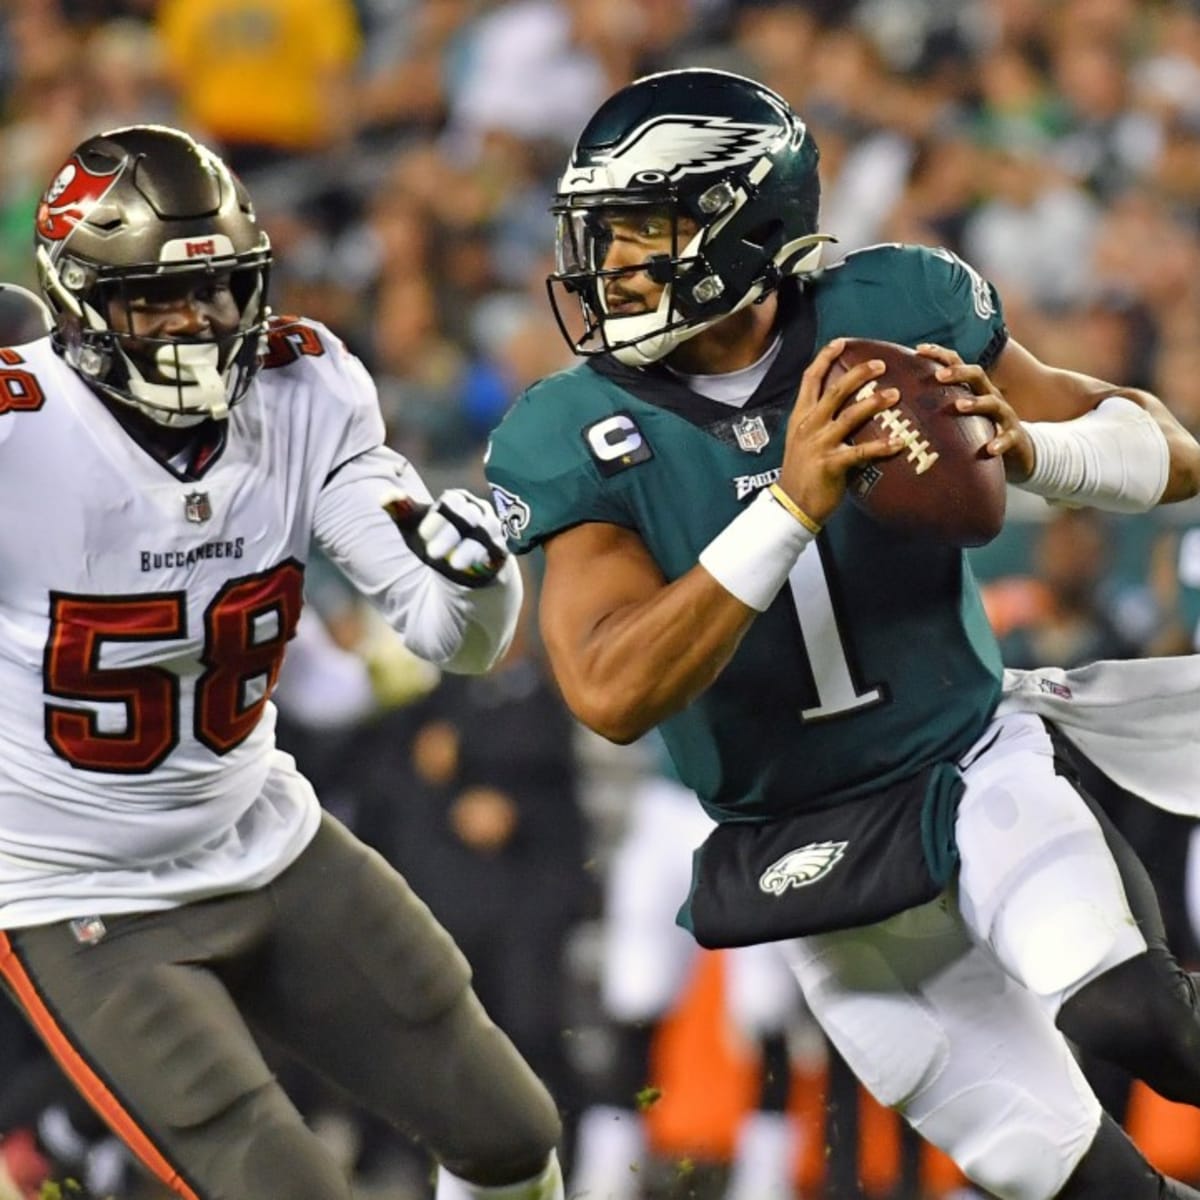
left=313, top=454, right=522, bottom=673
left=418, top=557, right=523, bottom=674
left=1128, top=391, right=1200, bottom=503
left=326, top=515, right=521, bottom=672
left=994, top=342, right=1200, bottom=507
left=550, top=490, right=816, bottom=741
left=1018, top=390, right=1199, bottom=511
left=549, top=569, right=755, bottom=744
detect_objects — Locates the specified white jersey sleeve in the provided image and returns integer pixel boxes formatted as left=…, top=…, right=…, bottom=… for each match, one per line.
left=285, top=316, right=520, bottom=676
left=282, top=321, right=521, bottom=673
left=312, top=446, right=523, bottom=674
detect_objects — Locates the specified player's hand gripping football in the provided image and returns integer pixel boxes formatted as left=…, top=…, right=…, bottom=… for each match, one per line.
left=775, top=337, right=905, bottom=526
left=383, top=488, right=508, bottom=588
left=916, top=343, right=1035, bottom=482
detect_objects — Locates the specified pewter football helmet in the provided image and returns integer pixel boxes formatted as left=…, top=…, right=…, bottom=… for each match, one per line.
left=35, top=125, right=271, bottom=425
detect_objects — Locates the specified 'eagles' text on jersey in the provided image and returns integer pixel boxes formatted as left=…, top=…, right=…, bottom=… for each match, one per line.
left=486, top=245, right=1008, bottom=821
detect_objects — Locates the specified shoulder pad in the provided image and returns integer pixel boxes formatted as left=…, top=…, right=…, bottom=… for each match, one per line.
left=261, top=315, right=364, bottom=382
left=492, top=362, right=632, bottom=471
left=257, top=314, right=384, bottom=461
left=810, top=243, right=1005, bottom=365
left=485, top=362, right=636, bottom=551
left=0, top=338, right=69, bottom=454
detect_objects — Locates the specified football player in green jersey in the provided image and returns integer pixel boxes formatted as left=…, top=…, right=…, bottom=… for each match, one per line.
left=485, top=69, right=1200, bottom=1200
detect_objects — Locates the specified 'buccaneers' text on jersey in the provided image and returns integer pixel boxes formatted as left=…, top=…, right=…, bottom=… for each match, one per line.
left=0, top=318, right=472, bottom=926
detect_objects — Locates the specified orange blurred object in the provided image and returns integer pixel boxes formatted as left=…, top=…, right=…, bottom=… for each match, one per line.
left=643, top=950, right=966, bottom=1193
left=645, top=952, right=1200, bottom=1193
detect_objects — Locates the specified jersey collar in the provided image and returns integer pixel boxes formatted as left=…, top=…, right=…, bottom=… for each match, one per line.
left=586, top=281, right=817, bottom=435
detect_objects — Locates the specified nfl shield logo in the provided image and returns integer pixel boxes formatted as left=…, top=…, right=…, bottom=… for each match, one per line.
left=184, top=491, right=212, bottom=523
left=732, top=414, right=769, bottom=454
left=69, top=916, right=107, bottom=945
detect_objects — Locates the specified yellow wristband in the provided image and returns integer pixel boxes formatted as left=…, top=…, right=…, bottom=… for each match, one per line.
left=699, top=489, right=816, bottom=610
left=768, top=484, right=822, bottom=535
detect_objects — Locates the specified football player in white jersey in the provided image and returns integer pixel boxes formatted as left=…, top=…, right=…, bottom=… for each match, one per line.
left=0, top=125, right=564, bottom=1200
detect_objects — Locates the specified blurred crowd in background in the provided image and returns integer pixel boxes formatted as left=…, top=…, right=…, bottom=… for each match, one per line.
left=3, top=0, right=1200, bottom=1197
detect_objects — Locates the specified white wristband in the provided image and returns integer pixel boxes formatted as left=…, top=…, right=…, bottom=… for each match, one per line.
left=1020, top=395, right=1170, bottom=513
left=699, top=487, right=816, bottom=611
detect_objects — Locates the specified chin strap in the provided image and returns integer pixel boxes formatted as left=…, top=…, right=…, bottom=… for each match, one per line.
left=776, top=231, right=837, bottom=278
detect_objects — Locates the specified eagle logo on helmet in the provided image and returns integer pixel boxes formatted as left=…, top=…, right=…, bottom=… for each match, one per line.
left=36, top=157, right=124, bottom=244
left=565, top=116, right=784, bottom=190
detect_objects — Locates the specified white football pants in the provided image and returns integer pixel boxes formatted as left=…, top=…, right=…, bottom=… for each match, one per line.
left=781, top=711, right=1148, bottom=1200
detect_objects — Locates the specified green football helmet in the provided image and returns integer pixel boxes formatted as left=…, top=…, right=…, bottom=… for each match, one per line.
left=548, top=68, right=830, bottom=366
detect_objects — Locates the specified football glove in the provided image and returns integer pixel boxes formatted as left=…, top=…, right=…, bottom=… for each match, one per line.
left=383, top=488, right=508, bottom=588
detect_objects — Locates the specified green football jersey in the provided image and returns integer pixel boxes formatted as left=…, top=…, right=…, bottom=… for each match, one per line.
left=486, top=244, right=1008, bottom=821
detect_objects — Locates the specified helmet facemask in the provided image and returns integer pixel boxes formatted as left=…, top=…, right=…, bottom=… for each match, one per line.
left=40, top=247, right=270, bottom=426
left=549, top=194, right=709, bottom=364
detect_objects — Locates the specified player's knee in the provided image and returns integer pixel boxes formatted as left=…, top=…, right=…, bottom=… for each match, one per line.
left=433, top=992, right=562, bottom=1184
left=912, top=1082, right=1098, bottom=1200
left=956, top=1123, right=1088, bottom=1200
left=1058, top=949, right=1200, bottom=1102
left=209, top=1085, right=353, bottom=1200
left=441, top=1110, right=561, bottom=1187
left=240, top=1117, right=353, bottom=1200
left=996, top=888, right=1137, bottom=999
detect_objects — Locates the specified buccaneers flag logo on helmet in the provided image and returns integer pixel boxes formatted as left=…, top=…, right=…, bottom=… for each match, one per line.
left=36, top=157, right=124, bottom=243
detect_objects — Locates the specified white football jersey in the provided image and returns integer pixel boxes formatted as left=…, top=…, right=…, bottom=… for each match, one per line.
left=0, top=319, right=447, bottom=927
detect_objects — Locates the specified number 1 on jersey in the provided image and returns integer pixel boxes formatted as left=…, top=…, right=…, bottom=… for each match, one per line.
left=786, top=547, right=883, bottom=720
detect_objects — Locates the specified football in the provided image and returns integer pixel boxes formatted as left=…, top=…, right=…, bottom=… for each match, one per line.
left=826, top=338, right=1007, bottom=547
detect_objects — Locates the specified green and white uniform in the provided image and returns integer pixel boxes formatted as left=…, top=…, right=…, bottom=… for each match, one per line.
left=486, top=244, right=1007, bottom=821
left=492, top=245, right=1173, bottom=1196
